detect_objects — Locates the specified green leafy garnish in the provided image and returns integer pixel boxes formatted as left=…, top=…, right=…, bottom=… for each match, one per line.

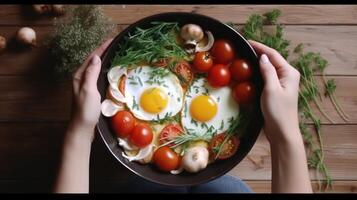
left=230, top=9, right=348, bottom=191
left=111, top=22, right=189, bottom=69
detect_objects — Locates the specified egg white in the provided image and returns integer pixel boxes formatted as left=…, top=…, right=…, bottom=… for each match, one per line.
left=125, top=66, right=184, bottom=121
left=181, top=78, right=239, bottom=137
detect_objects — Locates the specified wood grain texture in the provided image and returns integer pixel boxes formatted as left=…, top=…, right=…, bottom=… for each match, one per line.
left=2, top=123, right=355, bottom=180
left=0, top=76, right=355, bottom=123
left=229, top=125, right=357, bottom=181
left=0, top=76, right=72, bottom=122
left=0, top=5, right=357, bottom=25
left=0, top=25, right=356, bottom=76
left=0, top=5, right=356, bottom=193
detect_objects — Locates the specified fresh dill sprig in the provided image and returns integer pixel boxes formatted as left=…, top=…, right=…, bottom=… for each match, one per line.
left=111, top=22, right=189, bottom=69
left=241, top=9, right=290, bottom=58
left=213, top=112, right=248, bottom=160
left=152, top=113, right=180, bottom=125
left=237, top=9, right=343, bottom=191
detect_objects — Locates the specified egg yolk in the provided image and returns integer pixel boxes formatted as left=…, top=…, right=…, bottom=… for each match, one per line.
left=190, top=95, right=217, bottom=122
left=140, top=87, right=169, bottom=114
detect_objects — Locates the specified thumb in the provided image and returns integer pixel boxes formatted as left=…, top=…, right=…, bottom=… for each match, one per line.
left=259, top=54, right=280, bottom=89
left=83, top=55, right=102, bottom=89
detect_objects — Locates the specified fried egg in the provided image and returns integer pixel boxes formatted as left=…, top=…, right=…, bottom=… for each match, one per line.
left=125, top=66, right=184, bottom=121
left=181, top=78, right=239, bottom=137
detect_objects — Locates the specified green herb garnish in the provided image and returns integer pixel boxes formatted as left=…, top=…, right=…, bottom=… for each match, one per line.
left=111, top=22, right=188, bottom=69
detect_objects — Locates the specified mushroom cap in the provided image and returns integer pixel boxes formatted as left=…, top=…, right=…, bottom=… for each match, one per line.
left=180, top=24, right=204, bottom=42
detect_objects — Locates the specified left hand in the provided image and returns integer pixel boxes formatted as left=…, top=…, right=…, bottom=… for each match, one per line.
left=70, top=38, right=113, bottom=141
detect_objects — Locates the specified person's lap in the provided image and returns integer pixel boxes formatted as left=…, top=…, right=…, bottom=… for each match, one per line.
left=120, top=174, right=253, bottom=193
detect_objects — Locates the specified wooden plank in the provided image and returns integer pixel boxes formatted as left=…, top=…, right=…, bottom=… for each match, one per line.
left=245, top=180, right=357, bottom=193
left=1, top=5, right=357, bottom=25
left=0, top=180, right=355, bottom=193
left=0, top=76, right=72, bottom=122
left=229, top=125, right=357, bottom=181
left=0, top=25, right=356, bottom=76
left=0, top=75, right=355, bottom=123
left=0, top=123, right=356, bottom=189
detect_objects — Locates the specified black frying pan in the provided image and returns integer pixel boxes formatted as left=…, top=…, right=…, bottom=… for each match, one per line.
left=97, top=12, right=263, bottom=186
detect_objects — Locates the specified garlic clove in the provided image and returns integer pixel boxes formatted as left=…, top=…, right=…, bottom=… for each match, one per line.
left=196, top=31, right=215, bottom=52
left=0, top=36, right=6, bottom=52
left=122, top=144, right=153, bottom=162
left=16, top=27, right=37, bottom=47
left=101, top=99, right=124, bottom=117
left=118, top=137, right=139, bottom=151
left=182, top=146, right=209, bottom=173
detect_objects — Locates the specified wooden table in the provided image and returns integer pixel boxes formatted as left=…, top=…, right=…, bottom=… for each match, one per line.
left=0, top=5, right=356, bottom=193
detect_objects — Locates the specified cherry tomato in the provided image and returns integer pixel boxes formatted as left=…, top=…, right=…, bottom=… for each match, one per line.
left=129, top=123, right=153, bottom=148
left=153, top=146, right=180, bottom=172
left=232, top=82, right=256, bottom=105
left=111, top=110, right=136, bottom=138
left=207, top=64, right=231, bottom=88
left=159, top=124, right=183, bottom=147
left=173, top=61, right=194, bottom=85
left=230, top=59, right=253, bottom=82
left=209, top=133, right=240, bottom=160
left=210, top=39, right=235, bottom=64
left=193, top=51, right=213, bottom=72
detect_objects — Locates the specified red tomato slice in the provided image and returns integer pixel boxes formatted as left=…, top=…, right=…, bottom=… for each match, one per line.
left=159, top=124, right=183, bottom=147
left=173, top=61, right=194, bottom=85
left=209, top=133, right=240, bottom=160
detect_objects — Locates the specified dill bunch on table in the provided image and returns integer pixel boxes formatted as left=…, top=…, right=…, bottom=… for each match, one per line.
left=47, top=5, right=116, bottom=77
left=227, top=9, right=349, bottom=191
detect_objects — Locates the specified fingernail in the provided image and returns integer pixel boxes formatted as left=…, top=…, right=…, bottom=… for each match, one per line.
left=91, top=55, right=101, bottom=65
left=260, top=54, right=269, bottom=64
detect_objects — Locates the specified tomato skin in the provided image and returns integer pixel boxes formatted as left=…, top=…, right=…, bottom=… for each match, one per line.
left=209, top=133, right=240, bottom=160
left=230, top=59, right=253, bottom=82
left=207, top=64, right=231, bottom=88
left=111, top=110, right=136, bottom=138
left=173, top=61, right=194, bottom=85
left=129, top=123, right=153, bottom=148
left=210, top=39, right=235, bottom=64
left=232, top=82, right=255, bottom=105
left=153, top=146, right=180, bottom=172
left=159, top=124, right=183, bottom=147
left=193, top=51, right=213, bottom=72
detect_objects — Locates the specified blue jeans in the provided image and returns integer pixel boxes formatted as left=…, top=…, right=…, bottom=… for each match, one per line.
left=122, top=175, right=253, bottom=193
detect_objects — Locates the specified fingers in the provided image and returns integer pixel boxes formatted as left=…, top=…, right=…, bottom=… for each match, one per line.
left=83, top=55, right=102, bottom=90
left=73, top=38, right=113, bottom=80
left=248, top=40, right=290, bottom=70
left=259, top=54, right=280, bottom=89
left=73, top=38, right=113, bottom=94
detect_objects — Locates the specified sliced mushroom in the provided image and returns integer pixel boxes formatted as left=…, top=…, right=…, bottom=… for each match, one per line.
left=101, top=99, right=124, bottom=117
left=107, top=66, right=127, bottom=103
left=118, top=138, right=139, bottom=151
left=196, top=31, right=214, bottom=52
left=170, top=165, right=184, bottom=175
left=122, top=144, right=153, bottom=162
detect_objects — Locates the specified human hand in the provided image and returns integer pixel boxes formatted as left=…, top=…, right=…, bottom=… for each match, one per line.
left=248, top=40, right=301, bottom=145
left=70, top=39, right=113, bottom=141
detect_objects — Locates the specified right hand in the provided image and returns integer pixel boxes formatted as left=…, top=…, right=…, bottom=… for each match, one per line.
left=248, top=40, right=301, bottom=145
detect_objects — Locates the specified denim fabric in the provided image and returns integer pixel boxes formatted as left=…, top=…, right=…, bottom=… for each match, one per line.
left=121, top=175, right=253, bottom=193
